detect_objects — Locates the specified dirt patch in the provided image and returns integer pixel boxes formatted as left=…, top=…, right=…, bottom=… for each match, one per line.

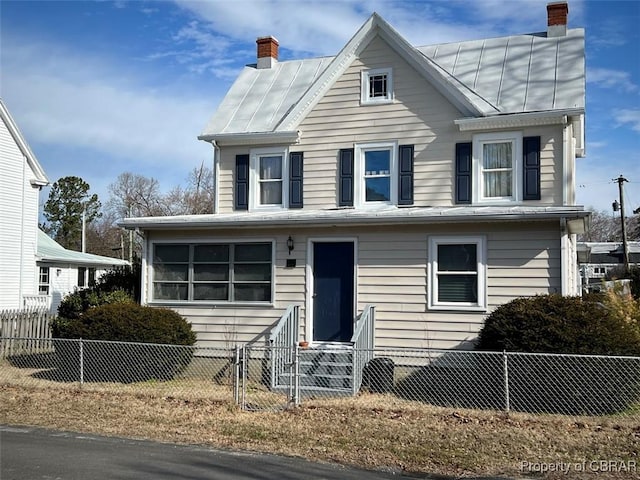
left=1, top=383, right=638, bottom=479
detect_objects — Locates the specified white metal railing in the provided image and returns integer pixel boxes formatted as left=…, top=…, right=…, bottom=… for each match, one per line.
left=351, top=305, right=375, bottom=394
left=23, top=295, right=51, bottom=311
left=268, top=305, right=300, bottom=392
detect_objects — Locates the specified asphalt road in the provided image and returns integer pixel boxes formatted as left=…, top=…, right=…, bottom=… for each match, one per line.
left=0, top=425, right=429, bottom=480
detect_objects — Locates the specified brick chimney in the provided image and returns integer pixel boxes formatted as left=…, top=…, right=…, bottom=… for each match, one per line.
left=256, top=36, right=279, bottom=69
left=547, top=2, right=568, bottom=37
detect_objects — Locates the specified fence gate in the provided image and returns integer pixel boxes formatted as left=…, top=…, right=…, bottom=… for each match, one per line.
left=234, top=345, right=299, bottom=411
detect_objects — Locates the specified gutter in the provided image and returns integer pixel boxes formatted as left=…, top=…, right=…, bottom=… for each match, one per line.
left=197, top=131, right=300, bottom=147
left=119, top=207, right=591, bottom=231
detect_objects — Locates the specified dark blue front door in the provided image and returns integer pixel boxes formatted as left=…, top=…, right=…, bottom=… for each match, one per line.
left=312, top=242, right=354, bottom=342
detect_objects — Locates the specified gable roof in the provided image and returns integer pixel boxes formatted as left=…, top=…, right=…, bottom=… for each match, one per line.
left=0, top=98, right=49, bottom=186
left=37, top=230, right=129, bottom=267
left=200, top=12, right=584, bottom=142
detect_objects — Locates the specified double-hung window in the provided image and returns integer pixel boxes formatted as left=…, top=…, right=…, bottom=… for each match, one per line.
left=152, top=242, right=273, bottom=303
left=361, top=68, right=393, bottom=105
left=429, top=236, right=486, bottom=311
left=250, top=147, right=287, bottom=209
left=473, top=132, right=522, bottom=203
left=38, top=267, right=50, bottom=295
left=355, top=142, right=397, bottom=206
left=77, top=267, right=86, bottom=288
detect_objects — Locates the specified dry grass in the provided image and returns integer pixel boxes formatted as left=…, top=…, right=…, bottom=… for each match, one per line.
left=1, top=364, right=639, bottom=479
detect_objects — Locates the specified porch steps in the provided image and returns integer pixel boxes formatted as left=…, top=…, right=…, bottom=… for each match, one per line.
left=276, top=347, right=355, bottom=398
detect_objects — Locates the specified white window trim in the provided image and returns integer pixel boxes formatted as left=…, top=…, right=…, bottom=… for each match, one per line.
left=249, top=146, right=289, bottom=211
left=148, top=239, right=276, bottom=306
left=428, top=236, right=487, bottom=311
left=360, top=68, right=393, bottom=105
left=354, top=141, right=398, bottom=207
left=472, top=131, right=522, bottom=204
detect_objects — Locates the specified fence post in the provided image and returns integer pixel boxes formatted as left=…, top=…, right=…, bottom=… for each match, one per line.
left=240, top=345, right=247, bottom=411
left=79, top=338, right=84, bottom=387
left=503, top=350, right=510, bottom=413
left=293, top=343, right=300, bottom=407
left=233, top=346, right=240, bottom=405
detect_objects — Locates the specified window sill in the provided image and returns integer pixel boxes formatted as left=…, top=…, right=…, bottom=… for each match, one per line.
left=360, top=99, right=394, bottom=106
left=148, top=301, right=275, bottom=308
left=428, top=304, right=487, bottom=313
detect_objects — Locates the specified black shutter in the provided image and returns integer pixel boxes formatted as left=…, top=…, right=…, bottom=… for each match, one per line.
left=289, top=152, right=303, bottom=208
left=398, top=145, right=414, bottom=205
left=455, top=142, right=472, bottom=204
left=523, top=136, right=541, bottom=201
left=235, top=154, right=249, bottom=211
left=338, top=148, right=354, bottom=207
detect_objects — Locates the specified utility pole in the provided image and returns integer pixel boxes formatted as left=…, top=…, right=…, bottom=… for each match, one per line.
left=613, top=175, right=630, bottom=273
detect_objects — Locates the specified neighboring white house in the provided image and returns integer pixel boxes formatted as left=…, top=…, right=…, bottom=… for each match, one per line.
left=578, top=242, right=640, bottom=291
left=0, top=98, right=128, bottom=313
left=122, top=2, right=589, bottom=351
left=35, top=229, right=129, bottom=313
left=0, top=98, right=48, bottom=311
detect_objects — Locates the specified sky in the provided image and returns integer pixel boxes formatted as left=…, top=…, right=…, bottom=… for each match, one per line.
left=1, top=0, right=639, bottom=216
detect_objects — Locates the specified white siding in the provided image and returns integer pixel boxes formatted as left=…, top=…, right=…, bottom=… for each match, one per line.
left=144, top=221, right=561, bottom=350
left=0, top=115, right=41, bottom=310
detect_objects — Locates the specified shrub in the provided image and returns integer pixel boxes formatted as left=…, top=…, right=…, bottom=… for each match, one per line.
left=55, top=288, right=133, bottom=322
left=52, top=304, right=196, bottom=383
left=476, top=293, right=640, bottom=356
left=475, top=294, right=640, bottom=415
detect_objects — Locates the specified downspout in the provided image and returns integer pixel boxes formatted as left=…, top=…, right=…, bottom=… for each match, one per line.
left=212, top=140, right=220, bottom=214
left=137, top=228, right=148, bottom=305
left=560, top=218, right=569, bottom=295
left=562, top=116, right=570, bottom=205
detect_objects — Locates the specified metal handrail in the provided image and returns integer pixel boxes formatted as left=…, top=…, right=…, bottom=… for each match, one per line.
left=351, top=305, right=375, bottom=394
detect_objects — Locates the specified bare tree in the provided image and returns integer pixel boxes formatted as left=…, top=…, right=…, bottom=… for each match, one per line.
left=107, top=172, right=168, bottom=218
left=580, top=209, right=640, bottom=242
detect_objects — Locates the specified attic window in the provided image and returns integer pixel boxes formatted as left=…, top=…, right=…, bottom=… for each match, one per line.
left=361, top=68, right=393, bottom=105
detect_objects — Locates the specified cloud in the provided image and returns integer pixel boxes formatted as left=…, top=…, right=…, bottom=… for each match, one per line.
left=2, top=34, right=214, bottom=170
left=615, top=109, right=640, bottom=133
left=587, top=68, right=638, bottom=93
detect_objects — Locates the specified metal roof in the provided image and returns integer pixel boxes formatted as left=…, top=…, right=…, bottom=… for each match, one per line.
left=200, top=14, right=584, bottom=139
left=120, top=205, right=589, bottom=230
left=37, top=230, right=129, bottom=267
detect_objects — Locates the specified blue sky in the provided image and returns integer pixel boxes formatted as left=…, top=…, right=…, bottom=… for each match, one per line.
left=1, top=0, right=639, bottom=215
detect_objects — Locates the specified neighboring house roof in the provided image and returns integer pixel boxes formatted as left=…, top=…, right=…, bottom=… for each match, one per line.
left=577, top=242, right=640, bottom=264
left=37, top=230, right=129, bottom=267
left=120, top=205, right=589, bottom=230
left=200, top=13, right=584, bottom=140
left=0, top=98, right=49, bottom=186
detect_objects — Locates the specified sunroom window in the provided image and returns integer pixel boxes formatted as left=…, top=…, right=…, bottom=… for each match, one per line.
left=429, top=236, right=486, bottom=311
left=152, top=242, right=273, bottom=303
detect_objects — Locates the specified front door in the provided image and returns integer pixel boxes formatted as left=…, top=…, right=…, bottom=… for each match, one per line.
left=312, top=242, right=355, bottom=342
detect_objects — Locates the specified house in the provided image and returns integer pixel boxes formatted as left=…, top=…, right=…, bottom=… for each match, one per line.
left=121, top=2, right=589, bottom=354
left=0, top=98, right=128, bottom=314
left=35, top=229, right=129, bottom=313
left=578, top=242, right=640, bottom=291
left=0, top=98, right=49, bottom=311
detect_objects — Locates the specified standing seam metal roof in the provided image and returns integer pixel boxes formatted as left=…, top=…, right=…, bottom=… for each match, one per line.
left=201, top=16, right=584, bottom=137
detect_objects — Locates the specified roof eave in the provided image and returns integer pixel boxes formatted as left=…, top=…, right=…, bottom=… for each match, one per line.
left=197, top=131, right=300, bottom=147
left=455, top=108, right=584, bottom=131
left=120, top=207, right=590, bottom=231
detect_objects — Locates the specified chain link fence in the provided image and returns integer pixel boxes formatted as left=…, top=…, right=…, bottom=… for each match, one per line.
left=2, top=337, right=639, bottom=418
